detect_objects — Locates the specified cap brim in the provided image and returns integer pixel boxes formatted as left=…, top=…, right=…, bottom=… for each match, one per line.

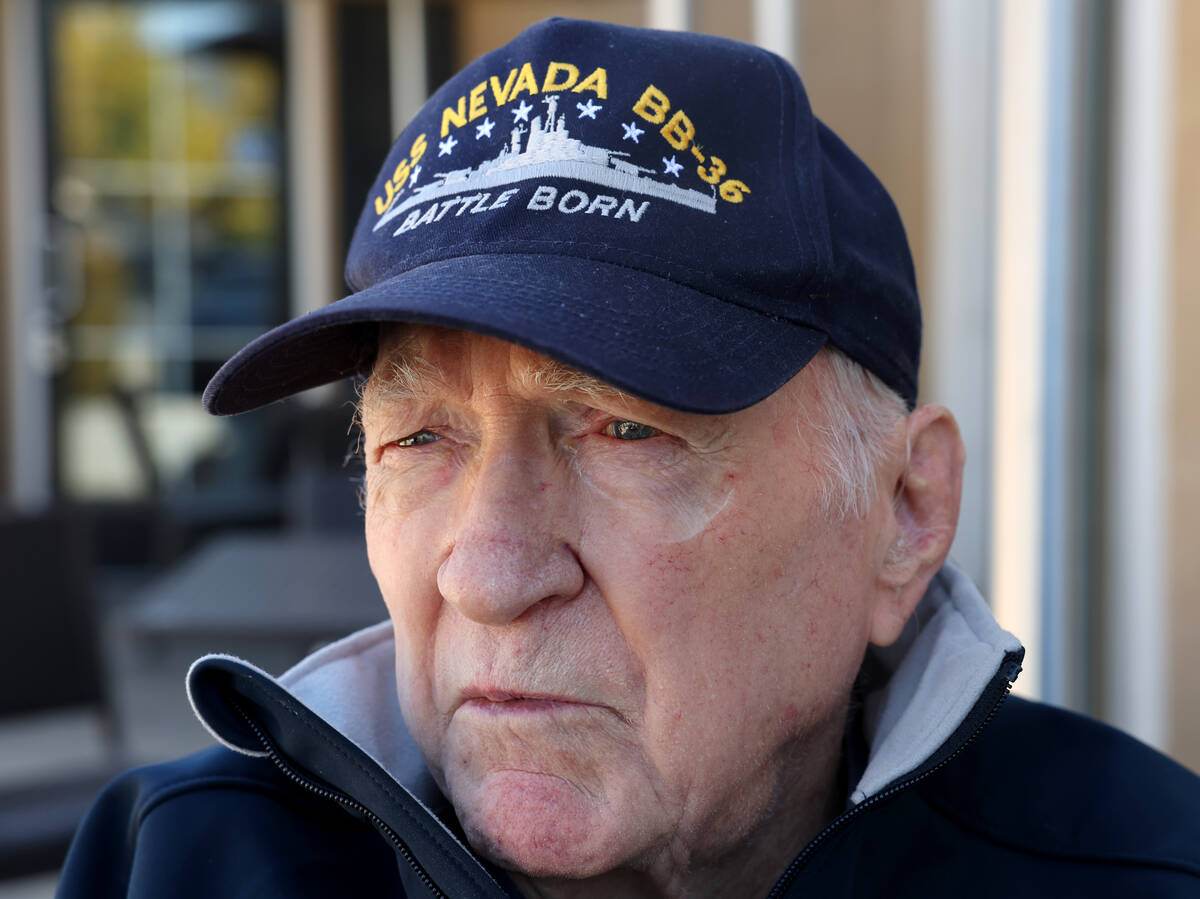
left=203, top=254, right=827, bottom=416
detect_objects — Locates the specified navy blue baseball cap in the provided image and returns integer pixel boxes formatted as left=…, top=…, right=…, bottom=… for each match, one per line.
left=203, top=17, right=920, bottom=416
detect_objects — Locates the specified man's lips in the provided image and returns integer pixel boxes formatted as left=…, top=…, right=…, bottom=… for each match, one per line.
left=456, top=688, right=600, bottom=716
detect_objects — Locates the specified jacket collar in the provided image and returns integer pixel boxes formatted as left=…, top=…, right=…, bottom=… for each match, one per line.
left=851, top=562, right=1023, bottom=802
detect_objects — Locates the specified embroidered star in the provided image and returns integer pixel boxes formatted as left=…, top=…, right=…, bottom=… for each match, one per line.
left=576, top=98, right=603, bottom=119
left=438, top=135, right=457, bottom=157
left=511, top=100, right=534, bottom=123
left=621, top=121, right=644, bottom=143
left=408, top=164, right=421, bottom=186
left=662, top=155, right=684, bottom=177
left=475, top=117, right=496, bottom=139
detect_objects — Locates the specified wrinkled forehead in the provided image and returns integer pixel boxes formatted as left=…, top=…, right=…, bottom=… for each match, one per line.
left=365, top=323, right=635, bottom=407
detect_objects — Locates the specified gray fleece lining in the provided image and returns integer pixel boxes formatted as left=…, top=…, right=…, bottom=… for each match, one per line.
left=190, top=621, right=483, bottom=863
left=851, top=563, right=1023, bottom=803
left=273, top=620, right=444, bottom=808
left=188, top=561, right=1022, bottom=812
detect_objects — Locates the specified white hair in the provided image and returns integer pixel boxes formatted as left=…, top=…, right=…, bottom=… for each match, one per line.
left=801, top=346, right=910, bottom=520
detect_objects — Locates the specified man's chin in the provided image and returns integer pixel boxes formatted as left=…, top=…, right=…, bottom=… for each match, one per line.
left=456, top=769, right=641, bottom=880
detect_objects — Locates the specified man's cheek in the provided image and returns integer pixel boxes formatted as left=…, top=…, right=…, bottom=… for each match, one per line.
left=370, top=514, right=449, bottom=732
left=364, top=453, right=460, bottom=519
left=367, top=491, right=452, bottom=582
left=575, top=466, right=734, bottom=548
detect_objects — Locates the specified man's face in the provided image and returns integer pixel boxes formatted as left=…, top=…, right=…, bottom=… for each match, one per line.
left=362, top=327, right=899, bottom=884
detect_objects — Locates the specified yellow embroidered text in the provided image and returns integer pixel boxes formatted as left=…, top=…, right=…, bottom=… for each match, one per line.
left=632, top=85, right=751, bottom=204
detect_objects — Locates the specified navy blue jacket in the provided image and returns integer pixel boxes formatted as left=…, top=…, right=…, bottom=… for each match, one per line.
left=58, top=695, right=1200, bottom=897
left=59, top=565, right=1200, bottom=897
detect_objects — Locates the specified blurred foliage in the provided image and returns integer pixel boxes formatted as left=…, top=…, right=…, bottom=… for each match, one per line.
left=55, top=6, right=153, bottom=161
left=50, top=2, right=283, bottom=400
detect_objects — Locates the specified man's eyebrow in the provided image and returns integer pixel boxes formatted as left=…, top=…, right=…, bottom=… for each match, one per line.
left=515, top=358, right=630, bottom=403
left=364, top=353, right=450, bottom=403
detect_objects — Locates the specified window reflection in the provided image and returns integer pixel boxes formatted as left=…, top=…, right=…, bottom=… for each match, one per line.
left=48, top=2, right=286, bottom=527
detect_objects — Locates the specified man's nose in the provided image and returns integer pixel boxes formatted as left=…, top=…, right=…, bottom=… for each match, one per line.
left=437, top=451, right=584, bottom=625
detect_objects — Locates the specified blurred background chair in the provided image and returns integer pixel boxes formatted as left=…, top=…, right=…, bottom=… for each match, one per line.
left=0, top=507, right=125, bottom=880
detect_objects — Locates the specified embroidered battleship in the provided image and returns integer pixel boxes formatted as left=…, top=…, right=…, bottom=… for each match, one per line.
left=375, top=94, right=717, bottom=232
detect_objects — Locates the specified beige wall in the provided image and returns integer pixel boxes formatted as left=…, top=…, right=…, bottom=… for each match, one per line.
left=799, top=1, right=928, bottom=305
left=441, top=0, right=642, bottom=68
left=1170, top=0, right=1200, bottom=771
left=443, top=0, right=752, bottom=63
left=0, top=5, right=9, bottom=498
left=691, top=0, right=751, bottom=43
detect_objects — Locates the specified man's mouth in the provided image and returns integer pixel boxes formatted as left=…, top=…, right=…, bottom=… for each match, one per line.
left=457, top=688, right=597, bottom=716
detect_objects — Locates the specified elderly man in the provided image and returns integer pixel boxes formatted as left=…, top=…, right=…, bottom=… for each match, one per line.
left=62, top=18, right=1199, bottom=898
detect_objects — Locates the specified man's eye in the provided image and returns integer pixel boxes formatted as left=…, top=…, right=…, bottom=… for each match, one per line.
left=603, top=420, right=660, bottom=440
left=393, top=429, right=441, bottom=447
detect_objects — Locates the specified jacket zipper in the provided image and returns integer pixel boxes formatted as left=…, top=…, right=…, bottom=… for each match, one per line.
left=763, top=656, right=1021, bottom=898
left=233, top=701, right=450, bottom=899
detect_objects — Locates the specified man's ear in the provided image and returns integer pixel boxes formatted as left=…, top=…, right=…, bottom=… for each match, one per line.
left=868, top=404, right=965, bottom=647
